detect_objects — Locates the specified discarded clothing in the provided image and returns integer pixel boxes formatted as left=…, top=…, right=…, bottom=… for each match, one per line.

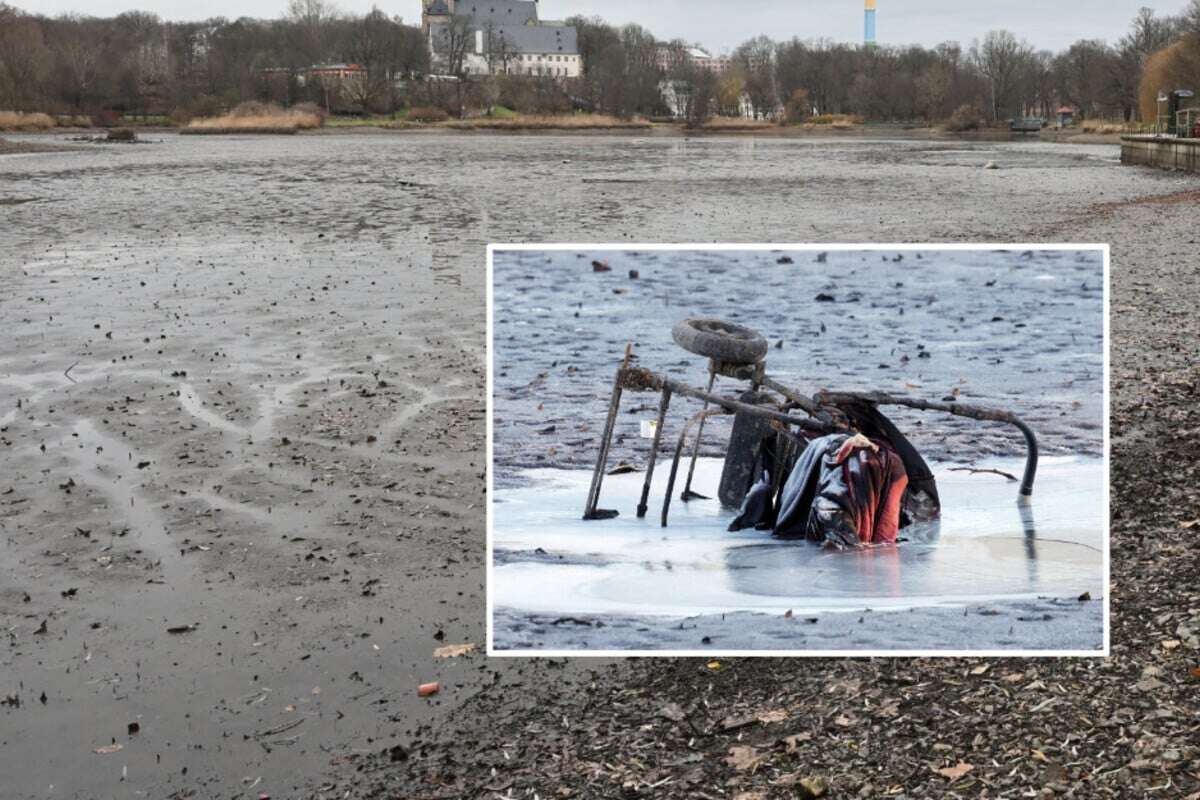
left=728, top=469, right=776, bottom=532
left=838, top=401, right=940, bottom=522
left=773, top=432, right=910, bottom=547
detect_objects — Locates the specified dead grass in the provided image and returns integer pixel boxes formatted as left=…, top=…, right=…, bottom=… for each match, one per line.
left=0, top=111, right=56, bottom=132
left=441, top=113, right=651, bottom=130
left=1080, top=119, right=1126, bottom=135
left=56, top=114, right=93, bottom=128
left=699, top=117, right=775, bottom=131
left=185, top=104, right=323, bottom=134
left=810, top=113, right=865, bottom=127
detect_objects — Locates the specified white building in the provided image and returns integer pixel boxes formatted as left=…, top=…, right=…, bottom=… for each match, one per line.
left=423, top=1, right=581, bottom=78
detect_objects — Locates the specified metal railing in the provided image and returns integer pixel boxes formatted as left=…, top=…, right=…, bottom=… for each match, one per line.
left=1178, top=108, right=1200, bottom=139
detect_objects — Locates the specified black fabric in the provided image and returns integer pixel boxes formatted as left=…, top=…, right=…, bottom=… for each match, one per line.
left=727, top=470, right=776, bottom=531
left=772, top=434, right=846, bottom=540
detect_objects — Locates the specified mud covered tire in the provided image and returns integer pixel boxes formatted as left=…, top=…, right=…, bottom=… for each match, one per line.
left=671, top=318, right=769, bottom=364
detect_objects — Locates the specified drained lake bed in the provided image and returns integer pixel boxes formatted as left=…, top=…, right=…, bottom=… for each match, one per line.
left=0, top=131, right=1156, bottom=797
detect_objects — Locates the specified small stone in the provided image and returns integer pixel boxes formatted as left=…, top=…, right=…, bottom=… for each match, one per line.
left=799, top=776, right=829, bottom=798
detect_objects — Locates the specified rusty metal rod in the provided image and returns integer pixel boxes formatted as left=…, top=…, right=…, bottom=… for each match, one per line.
left=815, top=390, right=1039, bottom=497
left=618, top=368, right=839, bottom=435
left=582, top=368, right=625, bottom=520
left=662, top=408, right=728, bottom=527
left=637, top=386, right=672, bottom=518
left=681, top=371, right=716, bottom=501
left=759, top=375, right=823, bottom=416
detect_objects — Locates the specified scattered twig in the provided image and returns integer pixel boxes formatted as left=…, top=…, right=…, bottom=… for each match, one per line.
left=254, top=718, right=304, bottom=738
left=947, top=466, right=1018, bottom=482
left=63, top=361, right=79, bottom=384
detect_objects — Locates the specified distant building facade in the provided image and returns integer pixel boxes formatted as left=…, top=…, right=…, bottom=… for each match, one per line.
left=306, top=63, right=367, bottom=82
left=422, top=1, right=581, bottom=78
left=655, top=44, right=732, bottom=75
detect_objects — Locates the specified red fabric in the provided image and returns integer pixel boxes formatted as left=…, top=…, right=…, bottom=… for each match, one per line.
left=841, top=442, right=908, bottom=545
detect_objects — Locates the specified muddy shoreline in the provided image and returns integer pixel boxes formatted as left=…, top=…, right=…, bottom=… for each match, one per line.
left=0, top=133, right=1190, bottom=799
left=5, top=125, right=1125, bottom=145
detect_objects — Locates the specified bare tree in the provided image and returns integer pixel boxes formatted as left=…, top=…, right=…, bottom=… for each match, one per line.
left=481, top=22, right=516, bottom=76
left=915, top=61, right=951, bottom=123
left=0, top=5, right=50, bottom=110
left=287, top=0, right=339, bottom=66
left=1055, top=39, right=1118, bottom=119
left=971, top=30, right=1035, bottom=121
left=432, top=14, right=472, bottom=77
left=48, top=16, right=102, bottom=111
left=428, top=14, right=474, bottom=115
left=733, top=35, right=776, bottom=119
left=344, top=7, right=403, bottom=111
left=1185, top=0, right=1200, bottom=35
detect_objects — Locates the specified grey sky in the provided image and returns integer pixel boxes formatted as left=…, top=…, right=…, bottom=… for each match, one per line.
left=13, top=0, right=1191, bottom=53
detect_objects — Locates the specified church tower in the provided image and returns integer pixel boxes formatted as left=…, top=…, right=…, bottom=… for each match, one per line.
left=422, top=0, right=455, bottom=36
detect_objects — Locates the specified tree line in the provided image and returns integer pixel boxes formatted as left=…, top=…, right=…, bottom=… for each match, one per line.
left=0, top=0, right=427, bottom=118
left=2, top=0, right=1200, bottom=123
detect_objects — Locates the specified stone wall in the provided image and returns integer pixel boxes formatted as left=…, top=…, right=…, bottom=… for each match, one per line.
left=1121, top=135, right=1200, bottom=172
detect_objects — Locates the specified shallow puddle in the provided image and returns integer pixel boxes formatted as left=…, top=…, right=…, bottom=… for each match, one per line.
left=492, top=456, right=1104, bottom=616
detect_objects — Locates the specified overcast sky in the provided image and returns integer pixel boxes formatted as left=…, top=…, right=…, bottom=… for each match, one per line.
left=12, top=0, right=1191, bottom=52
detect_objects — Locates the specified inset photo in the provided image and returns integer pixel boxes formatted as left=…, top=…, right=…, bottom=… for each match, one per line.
left=487, top=245, right=1108, bottom=656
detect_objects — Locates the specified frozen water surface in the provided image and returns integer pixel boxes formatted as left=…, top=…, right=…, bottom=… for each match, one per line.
left=492, top=456, right=1104, bottom=617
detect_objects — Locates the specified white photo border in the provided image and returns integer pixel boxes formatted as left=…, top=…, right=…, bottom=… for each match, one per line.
left=486, top=242, right=1111, bottom=659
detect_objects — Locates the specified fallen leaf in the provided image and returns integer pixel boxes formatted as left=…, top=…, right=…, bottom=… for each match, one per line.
left=1162, top=640, right=1181, bottom=650
left=706, top=660, right=722, bottom=671
left=726, top=745, right=763, bottom=772
left=970, top=665, right=990, bottom=675
left=757, top=709, right=788, bottom=724
left=1180, top=519, right=1200, bottom=529
left=433, top=643, right=476, bottom=658
left=94, top=744, right=124, bottom=754
left=1042, top=762, right=1068, bottom=784
left=934, top=762, right=974, bottom=781
left=781, top=732, right=813, bottom=752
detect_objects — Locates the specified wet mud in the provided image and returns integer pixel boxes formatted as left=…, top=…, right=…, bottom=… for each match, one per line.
left=492, top=247, right=1104, bottom=477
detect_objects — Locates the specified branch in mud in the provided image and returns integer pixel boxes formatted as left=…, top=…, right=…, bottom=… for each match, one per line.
left=948, top=467, right=1019, bottom=482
